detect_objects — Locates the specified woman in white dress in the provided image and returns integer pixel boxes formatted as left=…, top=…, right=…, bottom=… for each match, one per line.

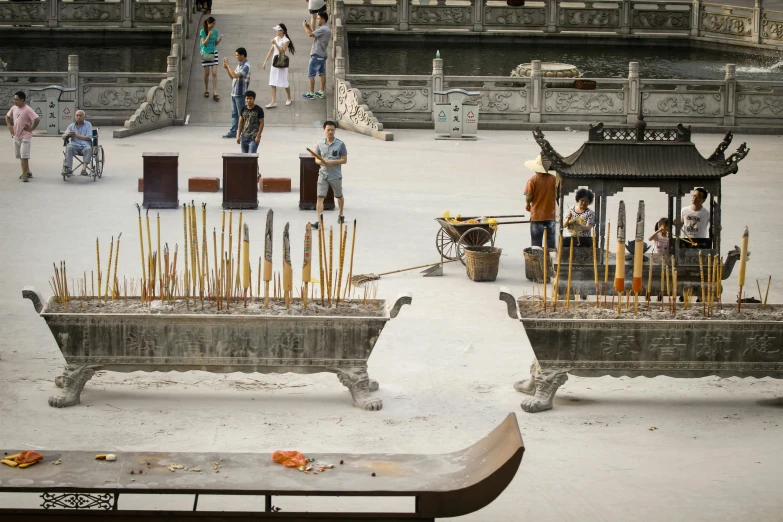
left=262, top=24, right=295, bottom=107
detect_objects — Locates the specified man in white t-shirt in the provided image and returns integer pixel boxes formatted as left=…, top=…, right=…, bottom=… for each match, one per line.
left=680, top=187, right=710, bottom=247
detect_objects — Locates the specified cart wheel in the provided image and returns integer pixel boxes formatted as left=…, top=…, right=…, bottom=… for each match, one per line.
left=95, top=146, right=104, bottom=179
left=457, top=227, right=494, bottom=265
left=435, top=228, right=459, bottom=261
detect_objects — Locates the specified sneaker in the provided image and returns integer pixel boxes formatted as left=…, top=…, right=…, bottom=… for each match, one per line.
left=222, top=133, right=236, bottom=139
left=80, top=169, right=89, bottom=176
left=337, top=215, right=345, bottom=224
left=314, top=91, right=325, bottom=99
left=20, top=172, right=32, bottom=179
left=61, top=168, right=73, bottom=178
left=302, top=92, right=315, bottom=100
left=21, top=172, right=29, bottom=182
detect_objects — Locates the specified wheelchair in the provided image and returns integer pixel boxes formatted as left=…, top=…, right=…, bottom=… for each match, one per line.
left=62, top=128, right=105, bottom=182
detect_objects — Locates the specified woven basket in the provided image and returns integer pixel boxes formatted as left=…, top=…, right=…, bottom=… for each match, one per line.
left=465, top=246, right=502, bottom=282
left=523, top=247, right=551, bottom=283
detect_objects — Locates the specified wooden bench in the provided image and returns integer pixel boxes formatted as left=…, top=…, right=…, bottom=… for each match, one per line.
left=0, top=414, right=524, bottom=521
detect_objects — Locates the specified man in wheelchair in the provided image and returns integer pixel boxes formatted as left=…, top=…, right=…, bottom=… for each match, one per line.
left=61, top=110, right=94, bottom=177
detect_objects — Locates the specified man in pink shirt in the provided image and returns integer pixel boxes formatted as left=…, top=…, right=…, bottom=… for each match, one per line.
left=5, top=91, right=40, bottom=182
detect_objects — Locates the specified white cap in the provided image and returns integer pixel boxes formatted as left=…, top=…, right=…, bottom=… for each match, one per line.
left=273, top=25, right=283, bottom=31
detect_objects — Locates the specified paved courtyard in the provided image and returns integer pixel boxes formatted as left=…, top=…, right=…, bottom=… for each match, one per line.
left=0, top=124, right=782, bottom=520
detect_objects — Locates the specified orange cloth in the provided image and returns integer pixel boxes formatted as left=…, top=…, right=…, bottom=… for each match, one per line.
left=272, top=450, right=306, bottom=468
left=524, top=172, right=557, bottom=222
left=15, top=451, right=44, bottom=465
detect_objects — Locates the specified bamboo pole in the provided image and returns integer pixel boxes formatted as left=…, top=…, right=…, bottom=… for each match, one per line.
left=738, top=226, right=749, bottom=312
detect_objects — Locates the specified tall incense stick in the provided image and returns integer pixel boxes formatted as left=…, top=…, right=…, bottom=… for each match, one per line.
left=303, top=224, right=312, bottom=309
left=738, top=226, right=749, bottom=312
left=552, top=233, right=563, bottom=311
left=283, top=223, right=292, bottom=308
left=591, top=227, right=598, bottom=307
left=543, top=229, right=548, bottom=312
left=345, top=220, right=357, bottom=300
left=614, top=202, right=626, bottom=314
left=565, top=236, right=574, bottom=310
left=604, top=219, right=611, bottom=308
left=263, top=210, right=273, bottom=308
left=242, top=223, right=250, bottom=307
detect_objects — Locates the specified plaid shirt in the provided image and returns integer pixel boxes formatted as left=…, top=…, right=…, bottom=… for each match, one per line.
left=231, top=60, right=251, bottom=97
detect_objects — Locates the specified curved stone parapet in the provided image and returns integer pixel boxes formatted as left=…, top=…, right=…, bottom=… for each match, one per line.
left=336, top=78, right=382, bottom=131
left=22, top=286, right=45, bottom=314
left=499, top=287, right=519, bottom=320
left=114, top=77, right=176, bottom=137
left=388, top=292, right=413, bottom=319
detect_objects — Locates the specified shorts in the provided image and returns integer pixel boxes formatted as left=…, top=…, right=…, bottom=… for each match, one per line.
left=307, top=55, right=327, bottom=78
left=317, top=177, right=343, bottom=199
left=309, top=4, right=327, bottom=14
left=14, top=138, right=31, bottom=160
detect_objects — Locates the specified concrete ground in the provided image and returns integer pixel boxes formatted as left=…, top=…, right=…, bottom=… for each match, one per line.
left=1, top=124, right=782, bottom=520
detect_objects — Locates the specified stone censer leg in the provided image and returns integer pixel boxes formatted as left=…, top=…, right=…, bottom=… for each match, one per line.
left=518, top=360, right=569, bottom=413
left=332, top=367, right=383, bottom=411
left=49, top=366, right=95, bottom=408
left=514, top=359, right=540, bottom=395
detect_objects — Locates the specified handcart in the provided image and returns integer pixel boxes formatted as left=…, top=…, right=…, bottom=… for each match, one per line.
left=435, top=214, right=528, bottom=265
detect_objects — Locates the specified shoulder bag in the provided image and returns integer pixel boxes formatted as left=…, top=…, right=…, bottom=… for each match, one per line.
left=273, top=52, right=289, bottom=69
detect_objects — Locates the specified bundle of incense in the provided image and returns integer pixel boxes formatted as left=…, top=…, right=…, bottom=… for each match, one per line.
left=542, top=229, right=548, bottom=312
left=220, top=211, right=226, bottom=281
left=242, top=223, right=250, bottom=307
left=227, top=211, right=234, bottom=299
left=257, top=256, right=262, bottom=301
left=145, top=208, right=153, bottom=291
left=135, top=204, right=147, bottom=300
left=336, top=227, right=347, bottom=306
left=182, top=204, right=189, bottom=299
left=672, top=268, right=678, bottom=316
left=328, top=227, right=334, bottom=305
left=113, top=233, right=122, bottom=300
left=565, top=236, right=574, bottom=310
left=698, top=250, right=706, bottom=315
left=614, top=202, right=626, bottom=314
left=706, top=253, right=713, bottom=315
left=283, top=223, right=292, bottom=308
left=157, top=212, right=163, bottom=297
left=104, top=236, right=114, bottom=302
left=345, top=220, right=357, bottom=300
left=96, top=238, right=101, bottom=301
left=318, top=215, right=326, bottom=306
left=235, top=211, right=243, bottom=285
left=738, top=226, right=749, bottom=312
left=551, top=233, right=563, bottom=311
left=591, top=227, right=598, bottom=307
left=213, top=228, right=219, bottom=298
left=303, top=224, right=312, bottom=308
left=201, top=204, right=208, bottom=295
left=264, top=210, right=273, bottom=308
left=190, top=202, right=199, bottom=296
left=604, top=219, right=611, bottom=308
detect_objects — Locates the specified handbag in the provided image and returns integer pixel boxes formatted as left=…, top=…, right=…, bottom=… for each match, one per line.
left=273, top=53, right=289, bottom=69
left=201, top=51, right=215, bottom=62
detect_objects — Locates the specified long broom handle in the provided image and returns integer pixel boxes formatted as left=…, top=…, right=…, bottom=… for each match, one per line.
left=375, top=260, right=459, bottom=276
left=440, top=214, right=528, bottom=221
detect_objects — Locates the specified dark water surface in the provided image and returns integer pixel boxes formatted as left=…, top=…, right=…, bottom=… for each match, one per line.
left=5, top=44, right=171, bottom=73
left=348, top=40, right=783, bottom=81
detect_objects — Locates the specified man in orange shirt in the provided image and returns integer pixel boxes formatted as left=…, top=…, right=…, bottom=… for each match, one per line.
left=524, top=154, right=557, bottom=249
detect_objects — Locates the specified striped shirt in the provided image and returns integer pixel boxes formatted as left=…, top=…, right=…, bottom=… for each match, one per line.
left=231, top=60, right=251, bottom=97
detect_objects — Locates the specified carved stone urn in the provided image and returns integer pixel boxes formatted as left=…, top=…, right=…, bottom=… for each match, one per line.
left=511, top=62, right=582, bottom=88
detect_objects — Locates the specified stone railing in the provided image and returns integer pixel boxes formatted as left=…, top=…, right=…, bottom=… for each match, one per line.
left=342, top=59, right=783, bottom=130
left=342, top=0, right=782, bottom=49
left=0, top=0, right=186, bottom=29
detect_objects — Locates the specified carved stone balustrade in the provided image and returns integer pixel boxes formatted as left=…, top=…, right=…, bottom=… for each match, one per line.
left=0, top=0, right=184, bottom=28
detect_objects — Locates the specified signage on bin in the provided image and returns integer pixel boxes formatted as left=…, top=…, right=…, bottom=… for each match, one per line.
left=437, top=110, right=447, bottom=123
left=466, top=111, right=476, bottom=124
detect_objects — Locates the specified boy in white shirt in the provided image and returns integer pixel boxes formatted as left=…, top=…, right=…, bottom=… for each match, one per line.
left=680, top=187, right=711, bottom=247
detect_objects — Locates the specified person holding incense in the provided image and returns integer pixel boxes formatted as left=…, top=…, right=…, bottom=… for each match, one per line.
left=524, top=154, right=557, bottom=249
left=648, top=217, right=670, bottom=261
left=679, top=187, right=711, bottom=248
left=310, top=120, right=347, bottom=229
left=563, top=188, right=595, bottom=244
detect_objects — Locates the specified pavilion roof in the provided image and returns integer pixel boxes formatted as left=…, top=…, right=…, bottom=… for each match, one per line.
left=535, top=123, right=749, bottom=179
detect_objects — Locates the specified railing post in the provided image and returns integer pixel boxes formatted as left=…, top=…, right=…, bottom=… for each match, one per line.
left=48, top=0, right=58, bottom=28
left=752, top=0, right=761, bottom=43
left=432, top=53, right=444, bottom=105
left=627, top=61, right=639, bottom=123
left=400, top=0, right=409, bottom=30
left=691, top=0, right=700, bottom=37
left=547, top=0, right=558, bottom=33
left=621, top=0, right=631, bottom=35
left=177, top=0, right=189, bottom=39
left=723, top=63, right=736, bottom=126
left=68, top=54, right=80, bottom=108
left=530, top=60, right=542, bottom=123
left=172, top=20, right=184, bottom=62
left=473, top=0, right=483, bottom=32
left=123, top=0, right=133, bottom=28
left=167, top=54, right=179, bottom=117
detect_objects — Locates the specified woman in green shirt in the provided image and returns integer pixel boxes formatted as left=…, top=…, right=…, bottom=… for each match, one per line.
left=200, top=17, right=222, bottom=101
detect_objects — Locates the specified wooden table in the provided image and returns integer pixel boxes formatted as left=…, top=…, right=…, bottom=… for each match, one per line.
left=299, top=153, right=335, bottom=211
left=142, top=152, right=179, bottom=209
left=223, top=153, right=259, bottom=209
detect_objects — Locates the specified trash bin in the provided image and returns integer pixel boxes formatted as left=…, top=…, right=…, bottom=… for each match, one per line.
left=434, top=88, right=480, bottom=140
left=29, top=85, right=76, bottom=135
left=465, top=246, right=502, bottom=282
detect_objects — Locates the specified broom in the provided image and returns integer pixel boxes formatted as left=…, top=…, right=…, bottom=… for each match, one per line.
left=351, top=259, right=459, bottom=286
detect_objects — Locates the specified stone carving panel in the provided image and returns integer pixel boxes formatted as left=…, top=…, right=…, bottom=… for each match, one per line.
left=484, top=6, right=546, bottom=26
left=761, top=16, right=783, bottom=41
left=337, top=79, right=382, bottom=130
left=410, top=6, right=472, bottom=25
left=361, top=88, right=428, bottom=112
left=642, top=92, right=722, bottom=116
left=60, top=2, right=122, bottom=22
left=632, top=9, right=690, bottom=29
left=467, top=90, right=527, bottom=113
left=736, top=94, right=783, bottom=116
left=0, top=2, right=46, bottom=21
left=126, top=78, right=176, bottom=129
left=82, top=86, right=149, bottom=109
left=346, top=5, right=398, bottom=24
left=544, top=91, right=624, bottom=114
left=700, top=11, right=752, bottom=36
left=133, top=2, right=176, bottom=22
left=558, top=8, right=620, bottom=27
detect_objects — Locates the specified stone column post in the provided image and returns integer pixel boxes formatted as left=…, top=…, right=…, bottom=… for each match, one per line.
left=172, top=20, right=184, bottom=62
left=400, top=0, right=409, bottom=30
left=752, top=0, right=761, bottom=43
left=473, top=0, right=483, bottom=32
left=335, top=52, right=346, bottom=80
left=122, top=0, right=133, bottom=28
left=167, top=54, right=179, bottom=118
left=547, top=0, right=558, bottom=33
left=432, top=53, right=444, bottom=105
left=529, top=60, right=542, bottom=123
left=47, top=0, right=58, bottom=28
left=176, top=0, right=189, bottom=38
left=621, top=0, right=631, bottom=35
left=626, top=61, right=640, bottom=124
left=68, top=54, right=80, bottom=108
left=691, top=0, right=700, bottom=37
left=723, top=63, right=736, bottom=126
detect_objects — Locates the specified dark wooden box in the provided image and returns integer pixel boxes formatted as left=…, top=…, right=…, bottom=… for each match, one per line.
left=299, top=153, right=335, bottom=211
left=142, top=152, right=179, bottom=209
left=222, top=153, right=259, bottom=209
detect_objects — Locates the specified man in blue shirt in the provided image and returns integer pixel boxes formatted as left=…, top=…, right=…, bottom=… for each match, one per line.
left=222, top=47, right=251, bottom=138
left=61, top=110, right=93, bottom=177
left=310, top=120, right=347, bottom=228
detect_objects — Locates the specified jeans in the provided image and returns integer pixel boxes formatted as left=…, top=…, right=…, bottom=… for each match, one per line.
left=63, top=142, right=92, bottom=170
left=307, top=55, right=327, bottom=79
left=530, top=220, right=556, bottom=249
left=228, top=95, right=244, bottom=135
left=240, top=136, right=258, bottom=153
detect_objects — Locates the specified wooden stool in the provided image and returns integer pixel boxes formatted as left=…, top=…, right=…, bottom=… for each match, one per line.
left=189, top=177, right=220, bottom=192
left=222, top=153, right=259, bottom=209
left=262, top=177, right=291, bottom=193
left=142, top=152, right=179, bottom=209
left=299, top=153, right=334, bottom=211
